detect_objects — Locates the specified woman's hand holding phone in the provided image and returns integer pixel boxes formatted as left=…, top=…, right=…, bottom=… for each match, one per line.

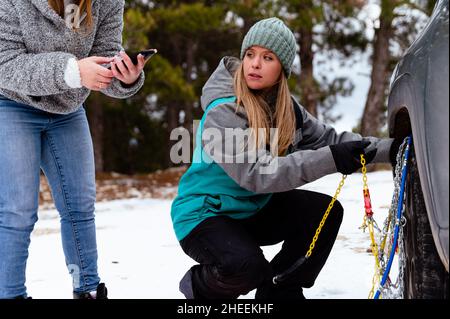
left=77, top=56, right=115, bottom=91
left=110, top=51, right=147, bottom=86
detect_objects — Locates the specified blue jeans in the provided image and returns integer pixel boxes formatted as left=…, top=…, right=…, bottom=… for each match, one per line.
left=0, top=96, right=100, bottom=298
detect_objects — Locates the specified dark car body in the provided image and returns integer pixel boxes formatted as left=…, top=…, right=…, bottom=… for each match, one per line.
left=387, top=0, right=449, bottom=298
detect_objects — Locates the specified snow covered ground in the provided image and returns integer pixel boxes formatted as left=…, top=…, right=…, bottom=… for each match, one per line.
left=26, top=170, right=395, bottom=299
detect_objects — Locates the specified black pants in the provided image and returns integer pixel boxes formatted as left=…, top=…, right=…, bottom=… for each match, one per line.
left=179, top=189, right=344, bottom=299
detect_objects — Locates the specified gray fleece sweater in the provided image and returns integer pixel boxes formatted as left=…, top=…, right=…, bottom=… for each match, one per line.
left=200, top=57, right=393, bottom=193
left=0, top=0, right=145, bottom=114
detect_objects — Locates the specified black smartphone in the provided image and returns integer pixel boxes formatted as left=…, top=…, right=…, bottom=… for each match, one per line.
left=129, top=49, right=157, bottom=65
left=107, top=49, right=157, bottom=69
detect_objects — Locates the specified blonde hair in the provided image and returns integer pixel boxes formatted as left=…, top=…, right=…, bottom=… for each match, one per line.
left=48, top=0, right=93, bottom=29
left=233, top=63, right=296, bottom=156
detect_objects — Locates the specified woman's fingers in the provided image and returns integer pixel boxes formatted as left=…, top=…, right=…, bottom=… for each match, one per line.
left=98, top=65, right=114, bottom=78
left=97, top=73, right=113, bottom=84
left=114, top=56, right=129, bottom=76
left=119, top=51, right=137, bottom=73
left=90, top=56, right=115, bottom=65
left=110, top=62, right=125, bottom=82
left=136, top=54, right=145, bottom=71
left=106, top=52, right=144, bottom=85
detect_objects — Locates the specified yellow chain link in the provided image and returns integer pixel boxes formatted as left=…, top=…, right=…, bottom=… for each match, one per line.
left=361, top=155, right=368, bottom=188
left=306, top=175, right=347, bottom=257
left=302, top=153, right=382, bottom=298
left=360, top=154, right=382, bottom=298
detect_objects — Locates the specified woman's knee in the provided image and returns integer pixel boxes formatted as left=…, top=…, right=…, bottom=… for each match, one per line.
left=54, top=187, right=96, bottom=219
left=319, top=193, right=344, bottom=223
left=58, top=206, right=95, bottom=222
left=0, top=208, right=38, bottom=230
left=332, top=199, right=344, bottom=220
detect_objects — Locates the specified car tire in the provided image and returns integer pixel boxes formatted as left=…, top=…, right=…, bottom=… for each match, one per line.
left=402, top=143, right=449, bottom=299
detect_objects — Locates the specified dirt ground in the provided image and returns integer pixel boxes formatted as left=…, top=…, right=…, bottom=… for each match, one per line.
left=38, top=166, right=187, bottom=210
left=38, top=163, right=390, bottom=210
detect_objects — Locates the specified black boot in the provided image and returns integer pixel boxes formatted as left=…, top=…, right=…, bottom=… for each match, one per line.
left=73, top=283, right=108, bottom=299
left=179, top=265, right=207, bottom=299
left=255, top=280, right=305, bottom=299
left=179, top=268, right=195, bottom=299
left=13, top=295, right=32, bottom=299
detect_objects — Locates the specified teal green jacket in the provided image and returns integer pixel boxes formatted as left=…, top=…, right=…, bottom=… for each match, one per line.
left=171, top=96, right=273, bottom=241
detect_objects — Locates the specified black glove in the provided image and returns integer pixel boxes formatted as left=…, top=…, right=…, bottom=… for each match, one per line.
left=330, top=140, right=377, bottom=175
left=389, top=137, right=403, bottom=168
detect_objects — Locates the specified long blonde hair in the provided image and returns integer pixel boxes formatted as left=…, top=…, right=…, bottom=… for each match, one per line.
left=48, top=0, right=93, bottom=29
left=233, top=63, right=295, bottom=156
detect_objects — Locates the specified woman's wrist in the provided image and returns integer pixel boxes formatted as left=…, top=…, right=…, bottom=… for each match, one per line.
left=120, top=74, right=140, bottom=88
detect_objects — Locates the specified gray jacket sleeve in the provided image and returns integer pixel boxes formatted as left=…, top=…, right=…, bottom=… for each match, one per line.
left=89, top=1, right=145, bottom=99
left=202, top=103, right=338, bottom=194
left=0, top=2, right=75, bottom=95
left=202, top=102, right=393, bottom=194
left=296, top=103, right=392, bottom=163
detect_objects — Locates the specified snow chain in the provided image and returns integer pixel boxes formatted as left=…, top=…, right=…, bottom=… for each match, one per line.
left=272, top=174, right=347, bottom=284
left=273, top=168, right=349, bottom=284
left=306, top=175, right=347, bottom=258
left=359, top=155, right=382, bottom=298
left=273, top=137, right=411, bottom=300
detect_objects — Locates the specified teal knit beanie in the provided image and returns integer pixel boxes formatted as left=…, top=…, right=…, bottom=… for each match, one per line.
left=240, top=17, right=296, bottom=78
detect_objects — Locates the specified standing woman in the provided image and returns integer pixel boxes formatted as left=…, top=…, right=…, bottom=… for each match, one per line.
left=171, top=17, right=398, bottom=299
left=0, top=0, right=147, bottom=299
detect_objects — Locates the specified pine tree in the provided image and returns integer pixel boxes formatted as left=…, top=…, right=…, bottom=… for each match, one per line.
left=360, top=0, right=436, bottom=137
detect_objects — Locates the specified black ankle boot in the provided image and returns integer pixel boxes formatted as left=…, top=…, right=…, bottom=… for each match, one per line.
left=179, top=267, right=196, bottom=299
left=73, top=283, right=108, bottom=299
left=255, top=281, right=305, bottom=299
left=179, top=265, right=205, bottom=299
left=13, top=295, right=32, bottom=299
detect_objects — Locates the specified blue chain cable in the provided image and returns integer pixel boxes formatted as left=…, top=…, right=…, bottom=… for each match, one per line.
left=374, top=135, right=412, bottom=299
